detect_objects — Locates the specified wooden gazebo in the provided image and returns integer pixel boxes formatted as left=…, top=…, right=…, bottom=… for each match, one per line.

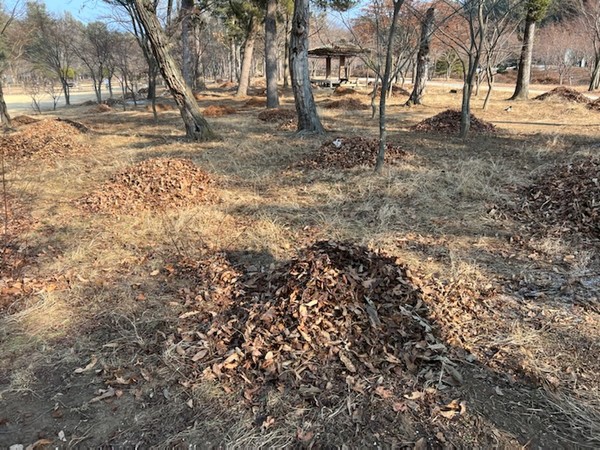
left=308, top=43, right=364, bottom=86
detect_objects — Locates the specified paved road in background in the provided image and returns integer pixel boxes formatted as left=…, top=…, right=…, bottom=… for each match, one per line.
left=4, top=90, right=98, bottom=115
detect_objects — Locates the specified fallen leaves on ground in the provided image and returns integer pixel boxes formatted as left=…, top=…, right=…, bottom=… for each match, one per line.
left=296, top=136, right=408, bottom=170
left=257, top=108, right=296, bottom=123
left=534, top=87, right=590, bottom=104
left=0, top=119, right=89, bottom=160
left=515, top=157, right=600, bottom=238
left=203, top=105, right=237, bottom=117
left=324, top=98, right=369, bottom=110
left=412, top=110, right=496, bottom=134
left=77, top=158, right=215, bottom=213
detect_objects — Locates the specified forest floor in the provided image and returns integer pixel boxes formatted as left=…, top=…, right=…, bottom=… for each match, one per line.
left=1, top=83, right=599, bottom=448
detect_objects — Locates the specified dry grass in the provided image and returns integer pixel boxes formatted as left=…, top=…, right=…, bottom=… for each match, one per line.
left=0, top=83, right=598, bottom=447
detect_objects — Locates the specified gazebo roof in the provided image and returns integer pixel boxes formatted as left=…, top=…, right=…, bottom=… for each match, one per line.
left=308, top=43, right=364, bottom=58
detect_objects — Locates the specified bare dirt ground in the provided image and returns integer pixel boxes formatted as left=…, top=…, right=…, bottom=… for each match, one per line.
left=1, top=83, right=599, bottom=448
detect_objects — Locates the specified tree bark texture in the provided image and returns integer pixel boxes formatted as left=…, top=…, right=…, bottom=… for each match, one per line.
left=375, top=0, right=405, bottom=172
left=589, top=57, right=600, bottom=91
left=407, top=7, right=434, bottom=106
left=133, top=0, right=214, bottom=140
left=181, top=0, right=195, bottom=88
left=265, top=0, right=279, bottom=108
left=236, top=16, right=259, bottom=97
left=290, top=0, right=323, bottom=133
left=0, top=80, right=11, bottom=127
left=511, top=17, right=535, bottom=100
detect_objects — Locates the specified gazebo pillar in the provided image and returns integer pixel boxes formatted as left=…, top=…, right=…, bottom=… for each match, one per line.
left=325, top=56, right=332, bottom=79
left=339, top=55, right=346, bottom=80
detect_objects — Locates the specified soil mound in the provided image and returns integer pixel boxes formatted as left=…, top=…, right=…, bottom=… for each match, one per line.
left=517, top=158, right=600, bottom=237
left=298, top=136, right=407, bottom=170
left=257, top=108, right=296, bottom=123
left=203, top=105, right=237, bottom=117
left=0, top=119, right=88, bottom=160
left=324, top=98, right=369, bottom=110
left=179, top=241, right=447, bottom=395
left=78, top=158, right=214, bottom=213
left=412, top=109, right=496, bottom=134
left=10, top=115, right=40, bottom=126
left=534, top=87, right=590, bottom=104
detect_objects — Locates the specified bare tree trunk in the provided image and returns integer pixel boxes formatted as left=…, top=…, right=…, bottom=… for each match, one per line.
left=511, top=16, right=536, bottom=100
left=406, top=7, right=434, bottom=106
left=237, top=16, right=258, bottom=97
left=375, top=0, right=405, bottom=172
left=290, top=0, right=323, bottom=134
left=265, top=0, right=279, bottom=108
left=133, top=0, right=214, bottom=141
left=283, top=12, right=291, bottom=89
left=0, top=80, right=11, bottom=127
left=589, top=57, right=600, bottom=91
left=483, top=65, right=494, bottom=110
left=181, top=0, right=194, bottom=88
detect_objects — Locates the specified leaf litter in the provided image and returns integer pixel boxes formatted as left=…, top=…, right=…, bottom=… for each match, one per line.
left=296, top=136, right=409, bottom=170
left=411, top=109, right=496, bottom=134
left=77, top=158, right=215, bottom=213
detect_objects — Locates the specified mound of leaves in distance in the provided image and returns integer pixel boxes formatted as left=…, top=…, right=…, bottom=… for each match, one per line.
left=515, top=158, right=600, bottom=238
left=297, top=136, right=407, bottom=170
left=324, top=98, right=369, bottom=110
left=203, top=105, right=237, bottom=117
left=78, top=158, right=214, bottom=213
left=257, top=108, right=297, bottom=123
left=412, top=110, right=496, bottom=134
left=0, top=119, right=89, bottom=160
left=10, top=115, right=40, bottom=126
left=176, top=241, right=451, bottom=400
left=534, top=87, right=590, bottom=104
left=369, top=85, right=411, bottom=97
left=244, top=97, right=266, bottom=107
left=333, top=86, right=358, bottom=96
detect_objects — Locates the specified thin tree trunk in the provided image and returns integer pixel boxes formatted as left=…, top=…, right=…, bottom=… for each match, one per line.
left=290, top=0, right=323, bottom=134
left=0, top=79, right=11, bottom=127
left=483, top=65, right=494, bottom=110
left=265, top=0, right=279, bottom=108
left=589, top=57, right=600, bottom=91
left=375, top=0, right=405, bottom=172
left=407, top=7, right=434, bottom=106
left=237, top=16, right=258, bottom=97
left=181, top=0, right=194, bottom=88
left=511, top=16, right=536, bottom=100
left=283, top=12, right=290, bottom=88
left=133, top=0, right=214, bottom=141
left=61, top=79, right=71, bottom=105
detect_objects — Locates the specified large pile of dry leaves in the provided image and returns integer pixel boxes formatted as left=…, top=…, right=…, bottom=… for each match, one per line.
left=176, top=241, right=450, bottom=397
left=534, top=87, right=590, bottom=104
left=412, top=110, right=496, bottom=134
left=0, top=119, right=88, bottom=160
left=257, top=108, right=296, bottom=123
left=516, top=158, right=600, bottom=237
left=324, top=98, right=369, bottom=110
left=203, top=105, right=237, bottom=117
left=297, top=136, right=407, bottom=170
left=78, top=158, right=214, bottom=213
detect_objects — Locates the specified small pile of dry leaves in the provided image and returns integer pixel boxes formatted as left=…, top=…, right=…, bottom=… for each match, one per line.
left=177, top=241, right=449, bottom=397
left=146, top=103, right=177, bottom=112
left=534, top=87, right=590, bottom=104
left=412, top=110, right=496, bottom=134
left=219, top=81, right=237, bottom=90
left=297, top=136, right=407, bottom=170
left=0, top=119, right=89, bottom=160
left=245, top=97, right=266, bottom=107
left=333, top=86, right=358, bottom=96
left=78, top=158, right=214, bottom=213
left=10, top=115, right=40, bottom=126
left=516, top=158, right=600, bottom=237
left=587, top=98, right=600, bottom=112
left=257, top=108, right=297, bottom=124
left=369, top=85, right=411, bottom=97
left=324, top=98, right=369, bottom=110
left=203, top=105, right=237, bottom=117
